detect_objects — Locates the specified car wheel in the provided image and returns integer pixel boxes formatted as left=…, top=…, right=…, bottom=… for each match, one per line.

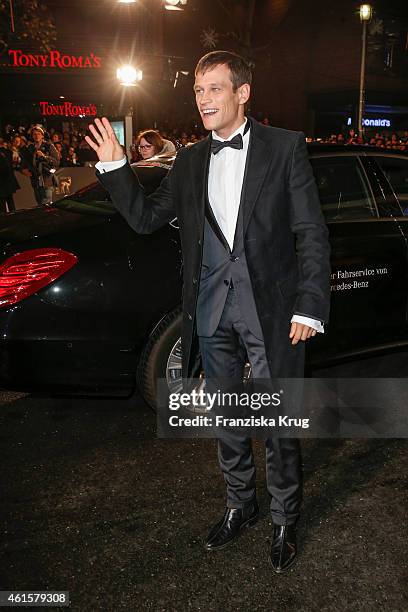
left=137, top=307, right=205, bottom=411
left=137, top=307, right=251, bottom=412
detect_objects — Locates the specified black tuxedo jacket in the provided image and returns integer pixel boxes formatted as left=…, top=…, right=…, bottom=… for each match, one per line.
left=97, top=118, right=331, bottom=381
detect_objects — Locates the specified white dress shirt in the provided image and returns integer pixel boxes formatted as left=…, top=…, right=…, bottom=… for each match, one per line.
left=96, top=157, right=127, bottom=173
left=96, top=125, right=323, bottom=333
left=208, top=119, right=250, bottom=250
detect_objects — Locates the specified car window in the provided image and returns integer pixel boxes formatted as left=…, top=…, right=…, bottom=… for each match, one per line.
left=52, top=164, right=169, bottom=215
left=52, top=181, right=115, bottom=215
left=310, top=156, right=377, bottom=222
left=372, top=156, right=408, bottom=214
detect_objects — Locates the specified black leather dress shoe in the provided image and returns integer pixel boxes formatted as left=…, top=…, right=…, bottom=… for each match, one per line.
left=270, top=524, right=297, bottom=573
left=205, top=500, right=259, bottom=551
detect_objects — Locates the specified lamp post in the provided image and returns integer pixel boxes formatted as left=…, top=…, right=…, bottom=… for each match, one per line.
left=358, top=4, right=372, bottom=137
left=116, top=64, right=143, bottom=158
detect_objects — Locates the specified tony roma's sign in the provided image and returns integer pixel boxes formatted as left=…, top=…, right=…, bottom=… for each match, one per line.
left=8, top=49, right=102, bottom=70
left=40, top=101, right=97, bottom=117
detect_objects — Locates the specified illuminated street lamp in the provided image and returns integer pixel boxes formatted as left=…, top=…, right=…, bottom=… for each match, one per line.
left=357, top=4, right=373, bottom=137
left=359, top=4, right=372, bottom=21
left=116, top=64, right=143, bottom=87
left=164, top=0, right=187, bottom=11
left=116, top=64, right=142, bottom=159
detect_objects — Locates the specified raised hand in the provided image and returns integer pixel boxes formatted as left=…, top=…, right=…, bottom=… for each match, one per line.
left=85, top=117, right=124, bottom=162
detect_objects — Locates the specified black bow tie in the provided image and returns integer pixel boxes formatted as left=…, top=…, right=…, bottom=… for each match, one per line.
left=211, top=133, right=243, bottom=155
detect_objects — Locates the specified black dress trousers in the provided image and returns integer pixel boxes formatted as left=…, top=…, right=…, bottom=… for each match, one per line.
left=198, top=285, right=302, bottom=526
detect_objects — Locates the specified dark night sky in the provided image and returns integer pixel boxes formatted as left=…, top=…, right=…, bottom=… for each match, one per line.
left=3, top=0, right=408, bottom=84
left=2, top=0, right=219, bottom=100
left=1, top=0, right=407, bottom=128
left=42, top=0, right=408, bottom=63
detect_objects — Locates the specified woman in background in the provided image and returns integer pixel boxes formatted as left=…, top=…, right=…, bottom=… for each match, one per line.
left=132, top=129, right=176, bottom=162
left=135, top=130, right=164, bottom=160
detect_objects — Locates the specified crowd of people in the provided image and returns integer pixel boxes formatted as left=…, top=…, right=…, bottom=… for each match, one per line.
left=306, top=127, right=408, bottom=151
left=0, top=123, right=100, bottom=212
left=135, top=122, right=408, bottom=153
left=1, top=118, right=407, bottom=213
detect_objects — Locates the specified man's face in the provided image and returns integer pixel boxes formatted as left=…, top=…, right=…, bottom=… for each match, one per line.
left=194, top=63, right=250, bottom=138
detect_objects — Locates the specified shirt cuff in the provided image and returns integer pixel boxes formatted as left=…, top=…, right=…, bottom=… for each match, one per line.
left=291, top=315, right=324, bottom=333
left=95, top=157, right=127, bottom=173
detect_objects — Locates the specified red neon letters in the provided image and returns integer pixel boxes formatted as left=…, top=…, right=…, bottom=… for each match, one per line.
left=40, top=102, right=97, bottom=117
left=8, top=50, right=102, bottom=70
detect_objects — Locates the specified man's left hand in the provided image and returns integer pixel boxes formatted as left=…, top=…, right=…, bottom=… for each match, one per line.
left=289, top=322, right=317, bottom=345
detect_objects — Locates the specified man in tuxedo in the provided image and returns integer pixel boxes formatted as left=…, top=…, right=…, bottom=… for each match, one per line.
left=86, top=51, right=331, bottom=573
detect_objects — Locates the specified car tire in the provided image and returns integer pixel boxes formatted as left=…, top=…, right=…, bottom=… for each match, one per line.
left=137, top=307, right=250, bottom=413
left=137, top=307, right=183, bottom=410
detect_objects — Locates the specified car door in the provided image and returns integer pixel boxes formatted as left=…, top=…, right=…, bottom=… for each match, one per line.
left=366, top=152, right=408, bottom=333
left=124, top=164, right=183, bottom=336
left=308, top=152, right=408, bottom=364
left=369, top=154, right=408, bottom=215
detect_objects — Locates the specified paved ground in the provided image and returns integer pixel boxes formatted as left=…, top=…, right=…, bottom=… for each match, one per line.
left=1, top=356, right=407, bottom=611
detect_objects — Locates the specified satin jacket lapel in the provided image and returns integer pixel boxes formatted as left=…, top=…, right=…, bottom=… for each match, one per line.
left=190, top=136, right=211, bottom=234
left=205, top=198, right=231, bottom=252
left=242, top=119, right=274, bottom=236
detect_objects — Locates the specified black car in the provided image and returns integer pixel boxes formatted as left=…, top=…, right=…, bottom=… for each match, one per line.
left=0, top=147, right=407, bottom=407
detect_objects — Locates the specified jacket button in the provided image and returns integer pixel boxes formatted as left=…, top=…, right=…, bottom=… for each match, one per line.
left=198, top=239, right=202, bottom=245
left=230, top=255, right=239, bottom=262
left=188, top=313, right=192, bottom=320
left=192, top=277, right=197, bottom=284
left=224, top=280, right=229, bottom=285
